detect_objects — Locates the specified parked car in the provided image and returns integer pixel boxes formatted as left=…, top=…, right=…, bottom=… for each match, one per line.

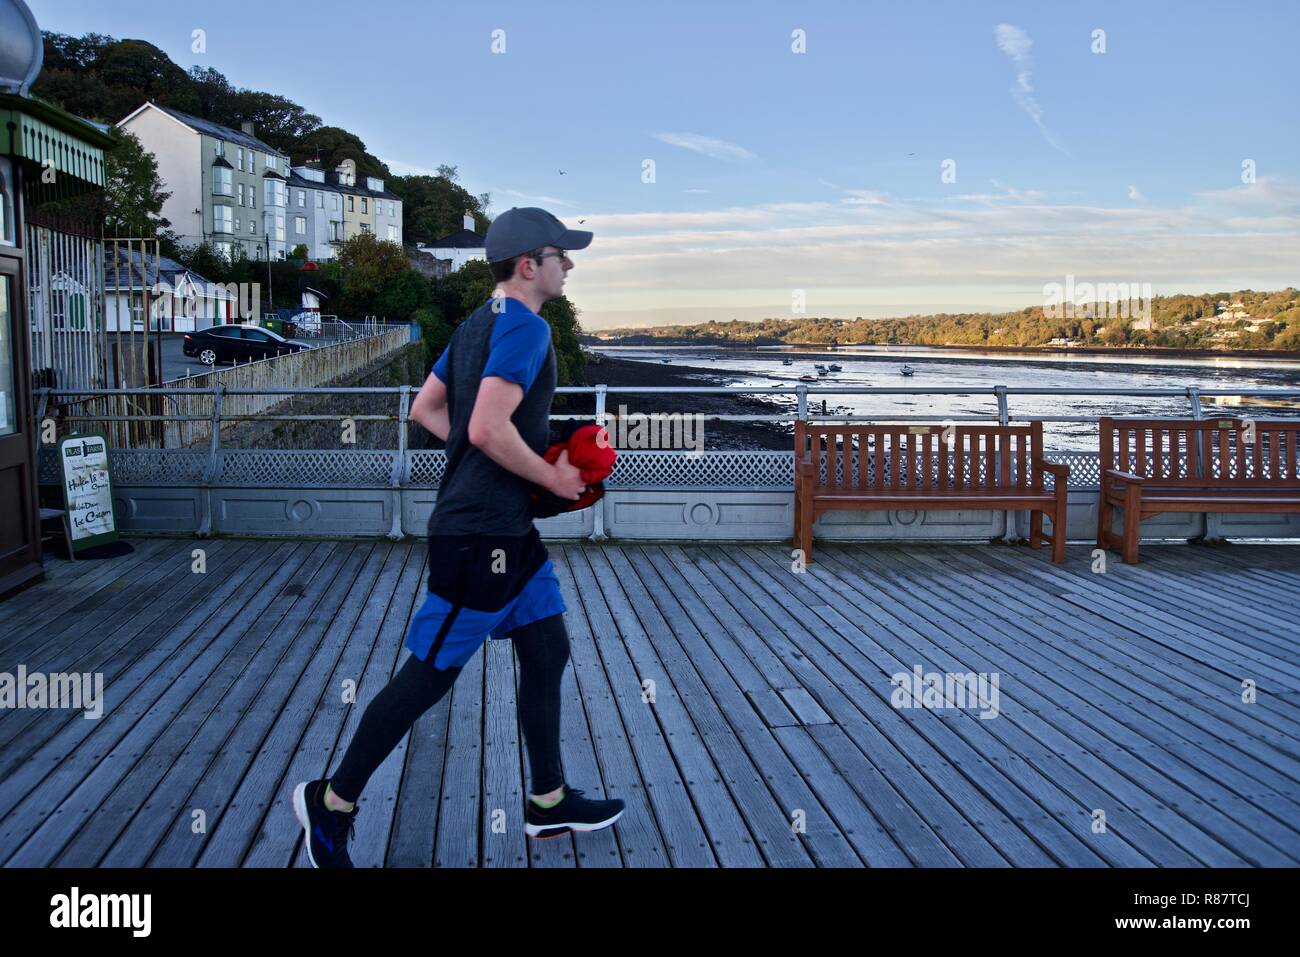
left=183, top=324, right=315, bottom=365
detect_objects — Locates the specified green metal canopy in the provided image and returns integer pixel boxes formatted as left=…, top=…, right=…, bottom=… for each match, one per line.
left=1, top=92, right=112, bottom=202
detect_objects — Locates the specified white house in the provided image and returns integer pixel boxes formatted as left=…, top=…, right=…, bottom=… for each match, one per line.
left=418, top=214, right=485, bottom=271
left=103, top=246, right=238, bottom=332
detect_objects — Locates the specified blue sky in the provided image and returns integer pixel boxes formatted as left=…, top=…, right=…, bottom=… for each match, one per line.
left=29, top=0, right=1300, bottom=329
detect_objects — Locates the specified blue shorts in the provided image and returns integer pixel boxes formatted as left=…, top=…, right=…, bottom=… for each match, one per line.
left=404, top=559, right=567, bottom=670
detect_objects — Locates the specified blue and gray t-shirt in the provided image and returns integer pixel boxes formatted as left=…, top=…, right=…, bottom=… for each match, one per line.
left=423, top=296, right=557, bottom=609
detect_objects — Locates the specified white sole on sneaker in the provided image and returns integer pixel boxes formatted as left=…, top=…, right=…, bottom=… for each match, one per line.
left=292, top=781, right=320, bottom=868
left=525, top=807, right=624, bottom=838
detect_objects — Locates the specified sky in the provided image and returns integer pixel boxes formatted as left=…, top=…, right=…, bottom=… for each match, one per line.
left=28, top=0, right=1300, bottom=331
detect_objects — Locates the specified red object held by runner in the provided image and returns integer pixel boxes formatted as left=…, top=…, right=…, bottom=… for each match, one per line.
left=528, top=423, right=616, bottom=518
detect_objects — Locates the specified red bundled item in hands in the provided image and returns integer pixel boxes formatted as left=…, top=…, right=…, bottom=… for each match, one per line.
left=528, top=422, right=616, bottom=518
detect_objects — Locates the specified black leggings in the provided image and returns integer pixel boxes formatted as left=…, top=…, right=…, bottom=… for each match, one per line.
left=329, top=612, right=570, bottom=804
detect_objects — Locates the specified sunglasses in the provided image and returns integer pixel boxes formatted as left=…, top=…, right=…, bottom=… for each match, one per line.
left=533, top=250, right=571, bottom=263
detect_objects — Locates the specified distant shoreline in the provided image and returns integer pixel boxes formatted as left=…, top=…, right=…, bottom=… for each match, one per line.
left=586, top=340, right=1300, bottom=362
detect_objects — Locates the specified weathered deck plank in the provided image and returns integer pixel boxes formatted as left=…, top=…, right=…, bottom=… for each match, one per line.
left=1, top=537, right=1296, bottom=867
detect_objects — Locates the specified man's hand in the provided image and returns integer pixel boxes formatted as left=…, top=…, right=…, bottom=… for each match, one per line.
left=547, top=449, right=587, bottom=500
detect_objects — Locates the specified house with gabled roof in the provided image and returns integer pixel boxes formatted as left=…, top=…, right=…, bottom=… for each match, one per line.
left=117, top=101, right=293, bottom=262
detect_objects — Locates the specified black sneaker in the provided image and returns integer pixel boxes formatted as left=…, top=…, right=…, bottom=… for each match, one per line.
left=293, top=778, right=358, bottom=868
left=524, top=784, right=625, bottom=839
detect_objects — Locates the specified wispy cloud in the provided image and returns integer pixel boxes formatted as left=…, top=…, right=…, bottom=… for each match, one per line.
left=386, top=158, right=442, bottom=176
left=682, top=188, right=712, bottom=193
left=1127, top=185, right=1145, bottom=202
left=495, top=188, right=578, bottom=208
left=652, top=132, right=756, bottom=162
left=842, top=189, right=892, bottom=206
left=994, top=24, right=1067, bottom=154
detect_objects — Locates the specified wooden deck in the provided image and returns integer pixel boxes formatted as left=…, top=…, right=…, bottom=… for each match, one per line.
left=1, top=536, right=1297, bottom=867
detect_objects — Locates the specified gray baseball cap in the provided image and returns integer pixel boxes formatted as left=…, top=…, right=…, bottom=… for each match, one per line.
left=485, top=207, right=593, bottom=263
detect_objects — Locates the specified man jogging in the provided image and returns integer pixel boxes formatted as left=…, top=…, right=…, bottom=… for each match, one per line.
left=293, top=207, right=625, bottom=868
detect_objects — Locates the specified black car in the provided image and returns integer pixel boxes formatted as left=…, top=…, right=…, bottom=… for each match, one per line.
left=183, top=324, right=314, bottom=365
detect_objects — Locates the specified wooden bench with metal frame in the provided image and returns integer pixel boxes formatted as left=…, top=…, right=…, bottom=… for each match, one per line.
left=794, top=421, right=1069, bottom=563
left=1097, top=415, right=1300, bottom=564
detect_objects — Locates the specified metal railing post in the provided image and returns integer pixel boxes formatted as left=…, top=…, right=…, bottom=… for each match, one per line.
left=1185, top=386, right=1217, bottom=540
left=391, top=385, right=410, bottom=540
left=591, top=383, right=608, bottom=542
left=994, top=385, right=1014, bottom=541
left=198, top=384, right=223, bottom=537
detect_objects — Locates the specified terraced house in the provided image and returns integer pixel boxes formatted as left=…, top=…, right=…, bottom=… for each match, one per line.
left=117, top=102, right=293, bottom=260
left=283, top=158, right=403, bottom=261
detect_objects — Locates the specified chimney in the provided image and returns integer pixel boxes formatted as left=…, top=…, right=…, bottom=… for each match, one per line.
left=464, top=213, right=475, bottom=232
left=240, top=120, right=255, bottom=136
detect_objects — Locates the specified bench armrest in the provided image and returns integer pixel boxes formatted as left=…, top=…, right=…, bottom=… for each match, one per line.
left=1036, top=460, right=1069, bottom=479
left=1105, top=468, right=1145, bottom=486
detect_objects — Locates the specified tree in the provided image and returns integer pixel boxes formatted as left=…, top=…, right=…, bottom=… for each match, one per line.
left=335, top=234, right=408, bottom=316
left=101, top=126, right=172, bottom=236
left=375, top=270, right=433, bottom=322
left=413, top=306, right=455, bottom=370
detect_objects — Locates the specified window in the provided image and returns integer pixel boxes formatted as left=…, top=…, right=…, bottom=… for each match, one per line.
left=250, top=152, right=256, bottom=173
left=235, top=215, right=241, bottom=232
left=388, top=224, right=398, bottom=241
left=214, top=241, right=232, bottom=260
left=360, top=222, right=371, bottom=234
left=389, top=201, right=395, bottom=216
left=332, top=194, right=339, bottom=211
left=254, top=246, right=263, bottom=260
left=212, top=166, right=232, bottom=196
left=329, top=221, right=342, bottom=242
left=265, top=179, right=286, bottom=207
left=361, top=198, right=368, bottom=214
left=213, top=205, right=233, bottom=233
left=250, top=220, right=256, bottom=234
left=250, top=188, right=255, bottom=209
left=295, top=216, right=306, bottom=235
left=213, top=139, right=224, bottom=157
left=316, top=191, right=323, bottom=208
left=238, top=147, right=244, bottom=171
left=237, top=183, right=245, bottom=206
left=273, top=215, right=285, bottom=242
left=297, top=189, right=305, bottom=207
left=347, top=196, right=354, bottom=212
left=266, top=152, right=274, bottom=170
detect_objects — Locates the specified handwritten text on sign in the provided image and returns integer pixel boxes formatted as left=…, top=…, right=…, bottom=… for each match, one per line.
left=62, top=437, right=115, bottom=540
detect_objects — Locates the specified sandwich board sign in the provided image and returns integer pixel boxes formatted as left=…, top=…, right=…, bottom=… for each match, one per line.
left=58, top=432, right=119, bottom=556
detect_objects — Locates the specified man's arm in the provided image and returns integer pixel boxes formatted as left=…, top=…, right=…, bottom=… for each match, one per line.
left=469, top=377, right=584, bottom=498
left=409, top=369, right=451, bottom=441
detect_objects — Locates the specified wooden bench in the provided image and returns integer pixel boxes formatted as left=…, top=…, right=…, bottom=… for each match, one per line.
left=793, top=421, right=1069, bottom=563
left=1097, top=416, right=1300, bottom=563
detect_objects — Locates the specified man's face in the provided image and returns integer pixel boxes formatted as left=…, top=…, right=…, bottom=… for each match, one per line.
left=528, top=245, right=572, bottom=302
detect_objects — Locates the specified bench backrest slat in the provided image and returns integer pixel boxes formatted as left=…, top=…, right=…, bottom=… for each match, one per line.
left=798, top=422, right=1045, bottom=492
left=1100, top=417, right=1300, bottom=487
